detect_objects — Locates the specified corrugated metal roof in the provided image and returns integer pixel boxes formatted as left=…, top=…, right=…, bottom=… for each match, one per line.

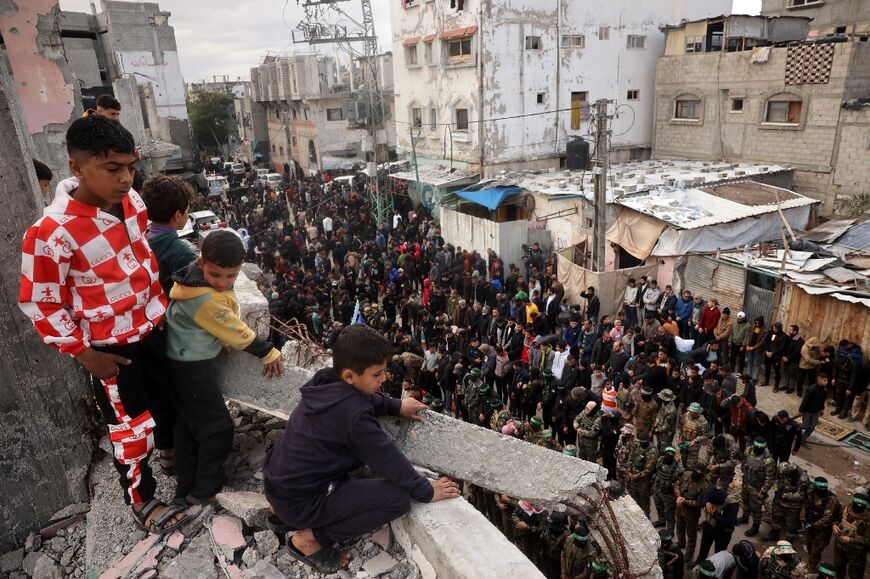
left=614, top=182, right=818, bottom=230
left=390, top=166, right=479, bottom=188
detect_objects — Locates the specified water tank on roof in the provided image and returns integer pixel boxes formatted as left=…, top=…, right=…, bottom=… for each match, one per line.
left=566, top=137, right=590, bottom=171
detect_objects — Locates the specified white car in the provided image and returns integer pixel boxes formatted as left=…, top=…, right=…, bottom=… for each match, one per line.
left=179, top=210, right=228, bottom=239
left=264, top=173, right=283, bottom=190
left=255, top=168, right=269, bottom=179
left=207, top=175, right=229, bottom=201
left=231, top=163, right=245, bottom=175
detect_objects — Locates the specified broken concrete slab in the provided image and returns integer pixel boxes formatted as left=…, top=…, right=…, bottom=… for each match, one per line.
left=371, top=526, right=391, bottom=550
left=162, top=534, right=217, bottom=579
left=98, top=534, right=160, bottom=579
left=166, top=530, right=184, bottom=551
left=241, top=559, right=285, bottom=579
left=362, top=551, right=399, bottom=576
left=216, top=491, right=272, bottom=530
left=0, top=549, right=24, bottom=573
left=211, top=515, right=247, bottom=560
left=31, top=555, right=64, bottom=579
left=253, top=530, right=279, bottom=557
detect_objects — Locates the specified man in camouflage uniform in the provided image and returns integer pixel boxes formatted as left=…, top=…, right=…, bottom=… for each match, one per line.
left=538, top=428, right=562, bottom=452
left=540, top=511, right=568, bottom=579
left=563, top=444, right=578, bottom=458
left=759, top=540, right=801, bottom=578
left=458, top=367, right=482, bottom=422
left=526, top=416, right=545, bottom=445
left=561, top=524, right=600, bottom=579
left=589, top=559, right=612, bottom=578
left=626, top=430, right=658, bottom=517
left=652, top=446, right=684, bottom=532
left=677, top=402, right=709, bottom=469
left=657, top=529, right=685, bottom=579
left=615, top=423, right=636, bottom=484
left=654, top=388, right=678, bottom=450
left=832, top=492, right=870, bottom=579
left=804, top=476, right=841, bottom=572
left=740, top=437, right=776, bottom=537
left=762, top=462, right=809, bottom=542
left=573, top=401, right=601, bottom=462
left=489, top=398, right=511, bottom=431
left=633, top=386, right=659, bottom=436
left=675, top=464, right=708, bottom=563
left=705, top=433, right=738, bottom=489
left=472, top=383, right=495, bottom=426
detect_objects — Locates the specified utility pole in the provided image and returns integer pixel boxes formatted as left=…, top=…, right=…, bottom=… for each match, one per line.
left=293, top=0, right=389, bottom=224
left=592, top=99, right=611, bottom=273
left=282, top=110, right=293, bottom=178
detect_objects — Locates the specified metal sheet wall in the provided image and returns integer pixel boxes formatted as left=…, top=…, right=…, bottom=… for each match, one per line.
left=681, top=256, right=746, bottom=313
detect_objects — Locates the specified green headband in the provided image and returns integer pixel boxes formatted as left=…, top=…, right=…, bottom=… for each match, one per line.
left=664, top=446, right=676, bottom=454
left=591, top=561, right=609, bottom=571
left=571, top=533, right=589, bottom=542
left=853, top=496, right=869, bottom=507
left=530, top=417, right=543, bottom=426
left=813, top=480, right=828, bottom=488
left=753, top=439, right=767, bottom=447
left=817, top=565, right=836, bottom=576
left=699, top=567, right=716, bottom=577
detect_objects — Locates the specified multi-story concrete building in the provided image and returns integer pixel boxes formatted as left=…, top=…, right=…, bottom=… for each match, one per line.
left=234, top=88, right=270, bottom=166
left=762, top=0, right=870, bottom=37
left=58, top=0, right=193, bottom=172
left=653, top=14, right=870, bottom=213
left=250, top=53, right=395, bottom=176
left=388, top=0, right=731, bottom=179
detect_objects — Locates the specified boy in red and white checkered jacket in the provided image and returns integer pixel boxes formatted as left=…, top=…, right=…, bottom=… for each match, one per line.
left=18, top=116, right=185, bottom=535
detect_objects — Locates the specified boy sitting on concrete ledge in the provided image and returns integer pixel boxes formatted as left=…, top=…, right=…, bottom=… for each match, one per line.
left=263, top=324, right=460, bottom=573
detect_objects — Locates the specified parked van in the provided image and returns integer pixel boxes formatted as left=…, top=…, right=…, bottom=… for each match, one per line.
left=207, top=175, right=229, bottom=202
left=264, top=173, right=283, bottom=190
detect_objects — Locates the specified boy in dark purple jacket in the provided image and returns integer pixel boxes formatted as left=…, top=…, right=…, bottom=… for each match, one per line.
left=263, top=325, right=460, bottom=573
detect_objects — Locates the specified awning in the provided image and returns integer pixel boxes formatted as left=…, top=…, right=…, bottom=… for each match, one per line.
left=422, top=33, right=436, bottom=42
left=440, top=25, right=477, bottom=40
left=605, top=207, right=667, bottom=261
left=403, top=36, right=421, bottom=46
left=456, top=186, right=521, bottom=211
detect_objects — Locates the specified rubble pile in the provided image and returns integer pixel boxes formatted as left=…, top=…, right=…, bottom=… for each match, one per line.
left=0, top=403, right=418, bottom=579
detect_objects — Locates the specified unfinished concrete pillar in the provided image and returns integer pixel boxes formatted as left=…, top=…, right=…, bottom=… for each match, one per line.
left=0, top=52, right=93, bottom=551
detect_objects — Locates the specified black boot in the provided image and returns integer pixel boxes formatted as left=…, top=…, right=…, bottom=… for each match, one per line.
left=737, top=515, right=749, bottom=525
left=652, top=520, right=665, bottom=528
left=761, top=528, right=779, bottom=541
left=745, top=524, right=759, bottom=537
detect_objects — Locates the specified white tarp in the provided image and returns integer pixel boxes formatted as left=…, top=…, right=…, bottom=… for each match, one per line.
left=651, top=206, right=812, bottom=256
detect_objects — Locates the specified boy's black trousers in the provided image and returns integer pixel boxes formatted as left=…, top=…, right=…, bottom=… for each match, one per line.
left=167, top=358, right=233, bottom=500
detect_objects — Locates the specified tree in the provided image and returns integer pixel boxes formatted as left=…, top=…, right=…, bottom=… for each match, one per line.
left=187, top=90, right=234, bottom=150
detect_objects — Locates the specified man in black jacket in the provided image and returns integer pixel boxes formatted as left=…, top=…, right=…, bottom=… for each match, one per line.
left=693, top=486, right=739, bottom=565
left=782, top=325, right=803, bottom=394
left=799, top=374, right=829, bottom=448
left=579, top=286, right=600, bottom=325
left=762, top=323, right=789, bottom=392
left=770, top=410, right=802, bottom=463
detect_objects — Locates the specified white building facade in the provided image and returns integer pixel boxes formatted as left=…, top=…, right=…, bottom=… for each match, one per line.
left=390, top=0, right=732, bottom=176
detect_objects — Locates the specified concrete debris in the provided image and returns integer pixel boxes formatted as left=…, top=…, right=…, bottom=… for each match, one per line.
left=49, top=503, right=90, bottom=523
left=362, top=552, right=399, bottom=576
left=254, top=530, right=279, bottom=557
left=162, top=533, right=217, bottom=579
left=241, top=559, right=285, bottom=578
left=166, top=530, right=184, bottom=551
left=24, top=532, right=42, bottom=553
left=371, top=526, right=391, bottom=550
left=31, top=554, right=64, bottom=579
left=0, top=548, right=24, bottom=573
left=211, top=515, right=247, bottom=559
left=22, top=551, right=46, bottom=576
left=216, top=491, right=272, bottom=529
left=99, top=534, right=160, bottom=579
left=242, top=545, right=260, bottom=568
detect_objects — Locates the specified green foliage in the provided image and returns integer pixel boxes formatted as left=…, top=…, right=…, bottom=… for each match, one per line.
left=187, top=90, right=234, bottom=148
left=846, top=193, right=870, bottom=217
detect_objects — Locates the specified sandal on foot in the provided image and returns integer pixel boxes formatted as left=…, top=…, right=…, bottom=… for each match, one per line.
left=266, top=513, right=296, bottom=535
left=286, top=539, right=345, bottom=574
left=132, top=499, right=185, bottom=535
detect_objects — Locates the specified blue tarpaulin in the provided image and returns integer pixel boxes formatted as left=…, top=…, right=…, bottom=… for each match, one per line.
left=455, top=186, right=522, bottom=210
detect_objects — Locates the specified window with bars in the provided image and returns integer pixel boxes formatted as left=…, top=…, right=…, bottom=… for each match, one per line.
left=448, top=37, right=473, bottom=62
left=455, top=108, right=469, bottom=131
left=627, top=35, right=646, bottom=49
left=674, top=97, right=701, bottom=120
left=562, top=35, right=585, bottom=48
left=599, top=26, right=610, bottom=40
left=411, top=107, right=423, bottom=129
left=626, top=90, right=639, bottom=101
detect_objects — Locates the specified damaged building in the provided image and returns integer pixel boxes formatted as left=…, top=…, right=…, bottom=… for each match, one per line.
left=653, top=12, right=870, bottom=214
left=388, top=0, right=732, bottom=196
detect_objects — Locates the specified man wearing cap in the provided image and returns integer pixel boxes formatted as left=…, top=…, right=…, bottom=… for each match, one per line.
left=832, top=492, right=870, bottom=579
left=678, top=402, right=710, bottom=469
left=729, top=312, right=750, bottom=375
left=676, top=464, right=709, bottom=562
left=740, top=436, right=776, bottom=537
left=526, top=415, right=546, bottom=446
left=695, top=487, right=739, bottom=565
left=706, top=433, right=738, bottom=489
left=540, top=511, right=569, bottom=579
left=574, top=401, right=601, bottom=462
left=762, top=462, right=809, bottom=542
left=653, top=446, right=684, bottom=531
left=804, top=476, right=842, bottom=572
left=654, top=389, right=678, bottom=450
left=561, top=523, right=599, bottom=579
left=658, top=529, right=685, bottom=579
left=759, top=540, right=801, bottom=578
left=626, top=430, right=658, bottom=517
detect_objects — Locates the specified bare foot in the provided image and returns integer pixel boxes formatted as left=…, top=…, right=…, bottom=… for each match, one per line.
left=291, top=529, right=351, bottom=567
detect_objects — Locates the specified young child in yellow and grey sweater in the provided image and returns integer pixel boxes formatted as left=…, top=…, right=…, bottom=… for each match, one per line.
left=165, top=230, right=283, bottom=504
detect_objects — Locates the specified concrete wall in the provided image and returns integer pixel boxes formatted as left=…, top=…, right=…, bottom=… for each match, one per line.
left=389, top=0, right=731, bottom=173
left=762, top=0, right=870, bottom=35
left=653, top=40, right=870, bottom=212
left=440, top=208, right=528, bottom=277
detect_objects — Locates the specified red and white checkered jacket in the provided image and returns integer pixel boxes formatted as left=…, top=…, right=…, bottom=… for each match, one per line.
left=19, top=178, right=167, bottom=357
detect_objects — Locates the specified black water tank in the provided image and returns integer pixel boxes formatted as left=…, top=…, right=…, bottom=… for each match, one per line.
left=566, top=137, right=590, bottom=171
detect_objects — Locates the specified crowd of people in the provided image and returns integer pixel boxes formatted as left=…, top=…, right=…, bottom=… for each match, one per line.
left=215, top=161, right=870, bottom=578
left=18, top=102, right=868, bottom=578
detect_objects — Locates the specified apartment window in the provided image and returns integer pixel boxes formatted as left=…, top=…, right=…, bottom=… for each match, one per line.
left=326, top=108, right=344, bottom=121
left=455, top=108, right=469, bottom=131
left=308, top=140, right=317, bottom=164
left=447, top=37, right=473, bottom=62
left=835, top=26, right=847, bottom=34
left=685, top=36, right=703, bottom=53
left=405, top=44, right=418, bottom=65
left=562, top=35, right=585, bottom=48
left=279, top=145, right=285, bottom=157
left=271, top=144, right=276, bottom=153
left=599, top=26, right=610, bottom=40
left=411, top=107, right=423, bottom=129
left=536, top=92, right=546, bottom=104
left=291, top=108, right=298, bottom=119
left=304, top=109, right=309, bottom=120
left=291, top=136, right=297, bottom=147
left=764, top=94, right=802, bottom=124
left=570, top=91, right=588, bottom=130
left=586, top=218, right=593, bottom=228
left=627, top=35, right=646, bottom=49
left=674, top=96, right=701, bottom=120
left=525, top=36, right=542, bottom=50
left=626, top=90, right=639, bottom=101
left=730, top=98, right=744, bottom=112
left=787, top=0, right=824, bottom=7
left=424, top=41, right=433, bottom=64
left=429, top=108, right=437, bottom=130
